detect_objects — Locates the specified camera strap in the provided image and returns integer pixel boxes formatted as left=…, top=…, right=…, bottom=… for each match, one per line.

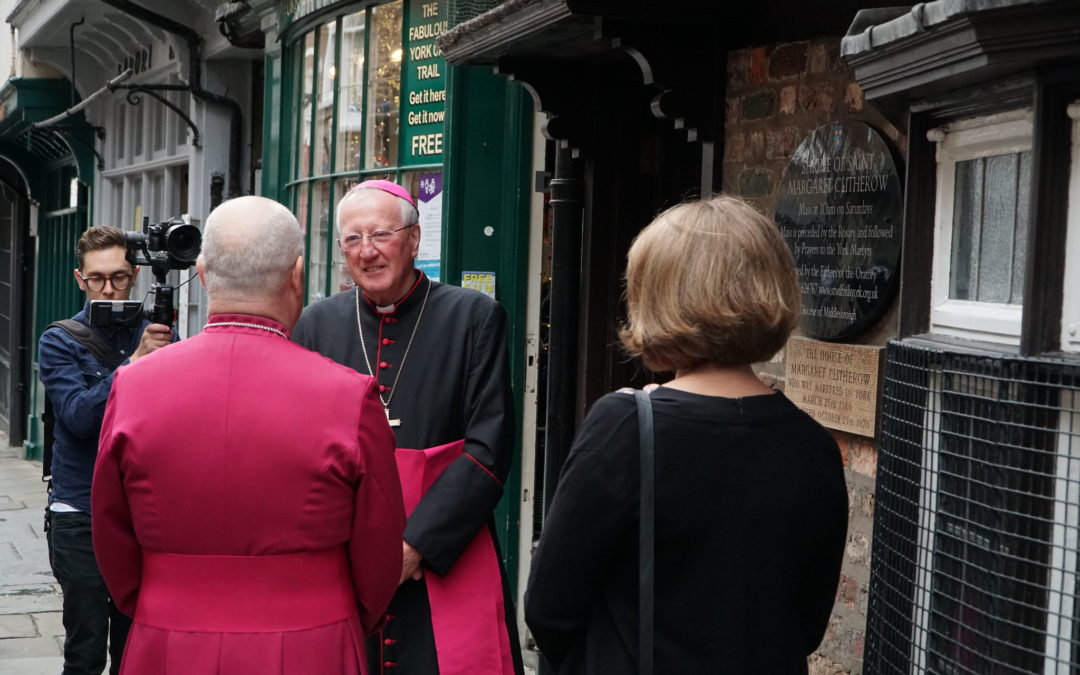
left=46, top=320, right=125, bottom=370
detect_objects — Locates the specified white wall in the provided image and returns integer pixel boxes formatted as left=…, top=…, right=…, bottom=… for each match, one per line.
left=1, top=0, right=16, bottom=81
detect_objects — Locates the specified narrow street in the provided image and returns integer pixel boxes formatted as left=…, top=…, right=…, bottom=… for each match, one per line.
left=0, top=435, right=65, bottom=674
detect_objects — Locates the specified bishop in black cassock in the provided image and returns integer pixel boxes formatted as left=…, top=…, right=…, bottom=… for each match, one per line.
left=293, top=180, right=523, bottom=675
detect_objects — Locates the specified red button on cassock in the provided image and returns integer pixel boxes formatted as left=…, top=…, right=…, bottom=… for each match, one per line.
left=379, top=385, right=389, bottom=392
left=384, top=638, right=394, bottom=645
left=384, top=661, right=396, bottom=669
left=380, top=361, right=390, bottom=369
left=382, top=338, right=394, bottom=345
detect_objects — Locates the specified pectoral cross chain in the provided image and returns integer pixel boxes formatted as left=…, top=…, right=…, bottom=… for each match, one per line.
left=385, top=407, right=401, bottom=427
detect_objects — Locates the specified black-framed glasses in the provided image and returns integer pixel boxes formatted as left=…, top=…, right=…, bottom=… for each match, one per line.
left=338, top=224, right=415, bottom=251
left=78, top=272, right=133, bottom=292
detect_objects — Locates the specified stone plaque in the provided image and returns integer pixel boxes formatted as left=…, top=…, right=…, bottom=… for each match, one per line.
left=775, top=121, right=903, bottom=340
left=784, top=337, right=883, bottom=437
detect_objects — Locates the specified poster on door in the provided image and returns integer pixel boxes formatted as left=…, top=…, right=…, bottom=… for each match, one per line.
left=415, top=172, right=442, bottom=281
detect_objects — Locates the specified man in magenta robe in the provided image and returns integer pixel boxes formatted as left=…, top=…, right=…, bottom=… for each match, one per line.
left=92, top=196, right=406, bottom=674
left=293, top=181, right=523, bottom=675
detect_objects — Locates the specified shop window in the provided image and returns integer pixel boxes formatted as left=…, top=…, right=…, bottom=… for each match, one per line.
left=314, top=20, right=337, bottom=177
left=337, top=13, right=366, bottom=174
left=1062, top=101, right=1080, bottom=353
left=308, top=180, right=332, bottom=303
left=365, top=1, right=402, bottom=169
left=286, top=0, right=426, bottom=303
left=929, top=111, right=1033, bottom=346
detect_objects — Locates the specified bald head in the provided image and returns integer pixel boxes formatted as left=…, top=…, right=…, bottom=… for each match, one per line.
left=199, top=196, right=303, bottom=303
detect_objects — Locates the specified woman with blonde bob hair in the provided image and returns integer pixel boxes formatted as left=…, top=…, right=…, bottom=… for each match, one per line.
left=525, top=195, right=849, bottom=674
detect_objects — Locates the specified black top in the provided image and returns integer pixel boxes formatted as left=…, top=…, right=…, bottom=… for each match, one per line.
left=293, top=275, right=514, bottom=575
left=525, top=387, right=848, bottom=674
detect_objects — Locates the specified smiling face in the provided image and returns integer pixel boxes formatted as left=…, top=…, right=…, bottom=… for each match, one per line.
left=338, top=190, right=420, bottom=306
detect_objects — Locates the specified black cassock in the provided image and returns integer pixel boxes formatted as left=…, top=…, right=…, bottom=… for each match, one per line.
left=293, top=272, right=523, bottom=675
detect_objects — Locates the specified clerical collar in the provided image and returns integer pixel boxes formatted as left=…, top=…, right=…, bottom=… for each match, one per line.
left=365, top=270, right=427, bottom=315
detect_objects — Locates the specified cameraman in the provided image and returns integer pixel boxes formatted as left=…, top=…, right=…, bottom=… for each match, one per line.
left=38, top=225, right=172, bottom=675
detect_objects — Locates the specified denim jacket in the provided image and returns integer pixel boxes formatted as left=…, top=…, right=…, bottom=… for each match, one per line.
left=39, top=303, right=149, bottom=513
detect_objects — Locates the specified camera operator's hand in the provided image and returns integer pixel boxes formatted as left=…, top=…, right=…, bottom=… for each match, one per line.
left=130, top=323, right=173, bottom=363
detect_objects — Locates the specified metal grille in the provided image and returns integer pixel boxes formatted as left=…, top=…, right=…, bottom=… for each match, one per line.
left=448, top=0, right=504, bottom=26
left=866, top=340, right=1080, bottom=674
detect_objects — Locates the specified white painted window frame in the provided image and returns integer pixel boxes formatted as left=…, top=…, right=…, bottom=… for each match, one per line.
left=1061, top=101, right=1080, bottom=353
left=929, top=110, right=1033, bottom=346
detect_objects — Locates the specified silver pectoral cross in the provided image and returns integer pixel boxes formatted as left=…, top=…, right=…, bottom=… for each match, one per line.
left=385, top=407, right=401, bottom=427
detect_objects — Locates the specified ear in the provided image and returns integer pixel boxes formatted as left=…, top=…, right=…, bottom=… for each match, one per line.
left=290, top=256, right=304, bottom=296
left=73, top=268, right=87, bottom=291
left=196, top=259, right=207, bottom=289
left=410, top=225, right=421, bottom=258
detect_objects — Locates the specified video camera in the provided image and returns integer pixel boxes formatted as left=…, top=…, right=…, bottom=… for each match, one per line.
left=89, top=216, right=201, bottom=329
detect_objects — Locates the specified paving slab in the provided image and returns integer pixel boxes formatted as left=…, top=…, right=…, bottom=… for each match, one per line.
left=0, top=613, right=36, bottom=639
left=0, top=634, right=62, bottom=658
left=0, top=585, right=63, bottom=615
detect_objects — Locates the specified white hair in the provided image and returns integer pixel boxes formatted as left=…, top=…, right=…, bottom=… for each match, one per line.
left=334, top=186, right=419, bottom=233
left=199, top=196, right=303, bottom=301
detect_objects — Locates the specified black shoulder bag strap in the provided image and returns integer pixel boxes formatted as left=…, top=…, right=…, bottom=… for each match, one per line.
left=46, top=320, right=125, bottom=370
left=41, top=320, right=125, bottom=484
left=634, top=388, right=655, bottom=675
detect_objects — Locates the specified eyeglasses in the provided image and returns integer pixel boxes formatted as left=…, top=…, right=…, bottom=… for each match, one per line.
left=338, top=224, right=415, bottom=251
left=78, top=272, right=133, bottom=292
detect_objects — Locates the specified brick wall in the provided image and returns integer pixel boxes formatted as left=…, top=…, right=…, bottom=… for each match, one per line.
left=724, top=38, right=906, bottom=675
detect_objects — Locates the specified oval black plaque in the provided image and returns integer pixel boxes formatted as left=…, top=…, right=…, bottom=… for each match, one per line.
left=774, top=121, right=903, bottom=341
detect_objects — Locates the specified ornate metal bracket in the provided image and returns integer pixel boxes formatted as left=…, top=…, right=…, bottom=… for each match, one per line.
left=119, top=86, right=201, bottom=147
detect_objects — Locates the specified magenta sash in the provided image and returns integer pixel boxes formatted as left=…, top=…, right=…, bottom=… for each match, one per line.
left=395, top=440, right=516, bottom=675
left=136, top=548, right=357, bottom=632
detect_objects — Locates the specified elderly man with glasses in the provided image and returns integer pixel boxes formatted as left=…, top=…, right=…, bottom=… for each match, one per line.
left=294, top=180, right=523, bottom=675
left=38, top=225, right=173, bottom=674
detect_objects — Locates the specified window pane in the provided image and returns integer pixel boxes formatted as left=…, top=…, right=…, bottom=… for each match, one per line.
left=950, top=159, right=983, bottom=301
left=133, top=103, right=144, bottom=157
left=949, top=151, right=1030, bottom=306
left=173, top=90, right=187, bottom=148
left=333, top=177, right=359, bottom=294
left=365, top=1, right=402, bottom=169
left=308, top=180, right=332, bottom=303
left=115, top=104, right=126, bottom=161
left=293, top=184, right=309, bottom=236
left=153, top=96, right=165, bottom=152
left=979, top=153, right=1019, bottom=303
left=337, top=12, right=366, bottom=173
left=1011, top=151, right=1031, bottom=305
left=296, top=32, right=316, bottom=180
left=314, top=21, right=337, bottom=177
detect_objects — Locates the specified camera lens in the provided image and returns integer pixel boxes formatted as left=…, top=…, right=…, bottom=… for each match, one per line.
left=164, top=223, right=202, bottom=263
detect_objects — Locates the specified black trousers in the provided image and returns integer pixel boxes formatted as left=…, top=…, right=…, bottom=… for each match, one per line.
left=46, top=510, right=132, bottom=675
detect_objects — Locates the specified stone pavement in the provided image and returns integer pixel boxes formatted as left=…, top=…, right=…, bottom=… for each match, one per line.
left=0, top=435, right=65, bottom=674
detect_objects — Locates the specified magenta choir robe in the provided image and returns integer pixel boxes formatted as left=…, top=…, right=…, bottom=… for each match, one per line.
left=91, top=315, right=406, bottom=675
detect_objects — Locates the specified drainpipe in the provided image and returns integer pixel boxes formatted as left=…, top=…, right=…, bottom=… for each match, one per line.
left=543, top=143, right=584, bottom=510
left=97, top=0, right=243, bottom=197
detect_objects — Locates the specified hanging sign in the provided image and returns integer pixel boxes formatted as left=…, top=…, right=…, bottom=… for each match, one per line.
left=400, top=0, right=448, bottom=165
left=774, top=121, right=903, bottom=340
